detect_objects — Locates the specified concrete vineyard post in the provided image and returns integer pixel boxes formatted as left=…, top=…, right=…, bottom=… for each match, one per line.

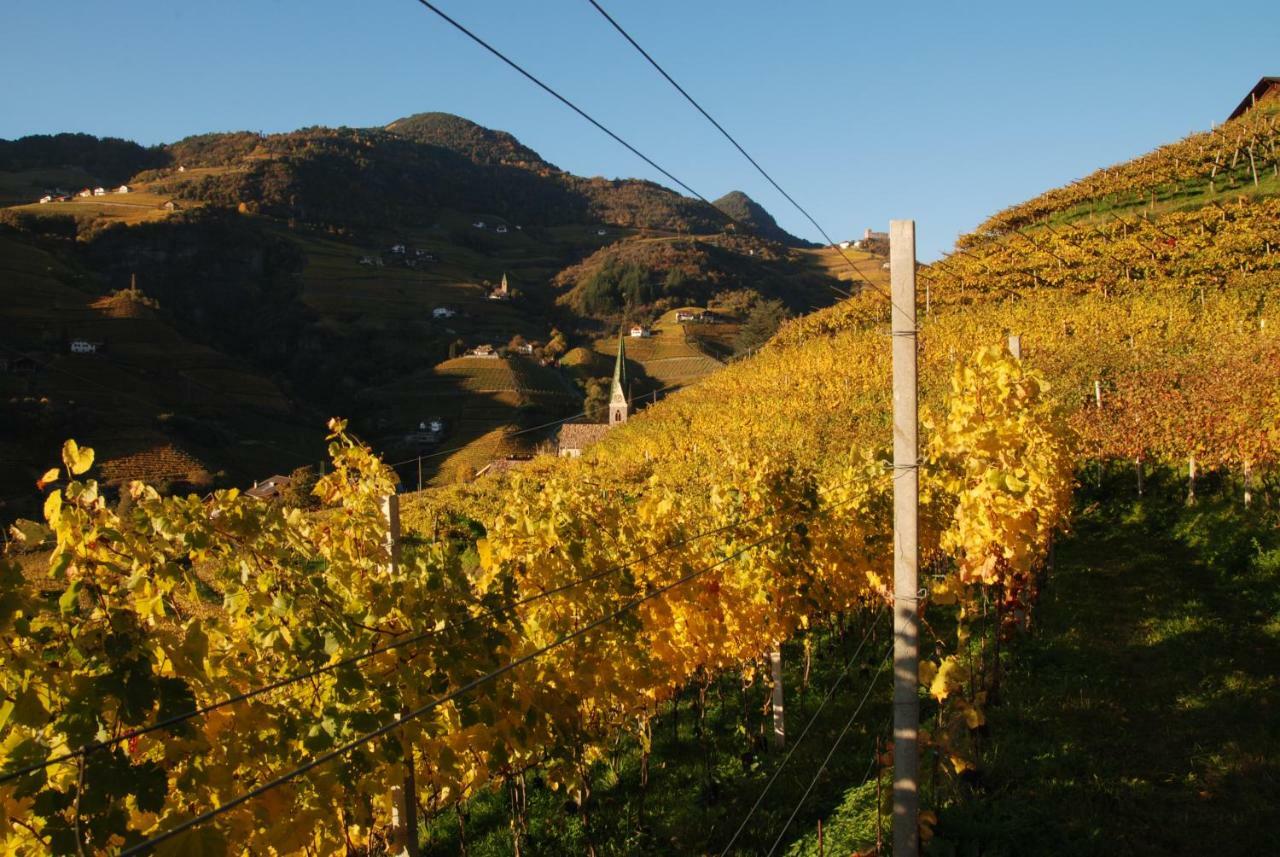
left=890, top=219, right=920, bottom=857
left=1007, top=334, right=1022, bottom=360
left=769, top=647, right=786, bottom=749
left=381, top=494, right=420, bottom=857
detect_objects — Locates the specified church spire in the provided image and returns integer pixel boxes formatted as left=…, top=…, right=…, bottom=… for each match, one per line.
left=609, top=333, right=629, bottom=424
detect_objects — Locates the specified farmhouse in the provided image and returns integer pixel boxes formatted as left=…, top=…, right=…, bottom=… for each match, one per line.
left=432, top=307, right=456, bottom=320
left=39, top=195, right=52, bottom=204
left=116, top=185, right=131, bottom=194
left=390, top=244, right=406, bottom=254
left=469, top=344, right=499, bottom=359
left=78, top=188, right=92, bottom=198
left=1227, top=75, right=1280, bottom=121
left=93, top=187, right=106, bottom=196
left=245, top=474, right=293, bottom=501
left=496, top=225, right=509, bottom=234
left=162, top=201, right=179, bottom=211
left=69, top=339, right=101, bottom=354
left=629, top=325, right=651, bottom=338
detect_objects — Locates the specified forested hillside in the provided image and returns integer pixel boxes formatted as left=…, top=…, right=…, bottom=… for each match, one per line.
left=0, top=114, right=846, bottom=511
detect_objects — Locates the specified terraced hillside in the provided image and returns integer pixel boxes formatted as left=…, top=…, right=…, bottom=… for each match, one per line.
left=0, top=231, right=323, bottom=519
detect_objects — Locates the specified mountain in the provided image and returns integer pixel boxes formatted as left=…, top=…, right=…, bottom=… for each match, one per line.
left=0, top=112, right=848, bottom=510
left=386, top=112, right=556, bottom=171
left=713, top=190, right=813, bottom=247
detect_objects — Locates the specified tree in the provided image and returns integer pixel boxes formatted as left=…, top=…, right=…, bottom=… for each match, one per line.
left=582, top=377, right=609, bottom=422
left=545, top=328, right=568, bottom=360
left=733, top=298, right=790, bottom=356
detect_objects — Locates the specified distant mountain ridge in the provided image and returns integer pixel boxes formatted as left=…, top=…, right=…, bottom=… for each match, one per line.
left=0, top=113, right=809, bottom=245
left=713, top=190, right=814, bottom=248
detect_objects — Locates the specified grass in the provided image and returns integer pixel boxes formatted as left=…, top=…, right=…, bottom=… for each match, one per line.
left=1043, top=167, right=1280, bottom=230
left=931, top=476, right=1280, bottom=856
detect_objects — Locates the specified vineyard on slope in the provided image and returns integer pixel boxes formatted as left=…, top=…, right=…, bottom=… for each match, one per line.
left=1, top=337, right=1072, bottom=854
left=969, top=99, right=1280, bottom=239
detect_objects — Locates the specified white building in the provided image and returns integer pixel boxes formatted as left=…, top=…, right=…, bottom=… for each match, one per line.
left=69, top=340, right=100, bottom=354
left=39, top=195, right=52, bottom=204
left=432, top=307, right=456, bottom=320
left=93, top=187, right=106, bottom=196
left=629, top=326, right=651, bottom=338
left=116, top=185, right=131, bottom=194
left=390, top=244, right=406, bottom=254
left=496, top=225, right=509, bottom=234
left=473, top=220, right=486, bottom=229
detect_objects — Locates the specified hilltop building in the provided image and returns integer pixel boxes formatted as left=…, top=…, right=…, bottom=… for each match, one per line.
left=488, top=272, right=511, bottom=301
left=1228, top=75, right=1280, bottom=121
left=556, top=334, right=631, bottom=457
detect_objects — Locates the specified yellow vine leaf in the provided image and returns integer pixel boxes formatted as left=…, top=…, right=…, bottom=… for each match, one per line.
left=60, top=439, right=94, bottom=476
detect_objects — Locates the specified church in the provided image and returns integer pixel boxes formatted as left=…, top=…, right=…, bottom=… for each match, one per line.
left=555, top=334, right=630, bottom=458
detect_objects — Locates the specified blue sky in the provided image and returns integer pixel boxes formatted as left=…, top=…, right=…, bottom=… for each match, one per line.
left=3, top=0, right=1278, bottom=259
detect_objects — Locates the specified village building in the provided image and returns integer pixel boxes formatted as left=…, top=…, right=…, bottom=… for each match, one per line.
left=516, top=342, right=535, bottom=355
left=1227, top=76, right=1280, bottom=121
left=495, top=225, right=509, bottom=234
left=116, top=185, right=131, bottom=194
left=39, top=195, right=52, bottom=204
left=469, top=344, right=499, bottom=359
left=245, top=474, right=293, bottom=501
left=93, top=187, right=106, bottom=196
left=473, top=220, right=486, bottom=229
left=488, top=272, right=511, bottom=301
left=69, top=339, right=101, bottom=354
left=629, top=325, right=651, bottom=338
left=78, top=188, right=92, bottom=198
left=162, top=200, right=179, bottom=211
left=432, top=307, right=456, bottom=320
left=390, top=243, right=406, bottom=254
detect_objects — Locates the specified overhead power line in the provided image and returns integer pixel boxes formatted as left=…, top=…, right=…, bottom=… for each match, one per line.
left=119, top=492, right=862, bottom=854
left=583, top=0, right=887, bottom=300
left=411, top=0, right=716, bottom=207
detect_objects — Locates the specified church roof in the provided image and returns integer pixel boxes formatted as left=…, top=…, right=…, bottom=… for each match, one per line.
left=557, top=422, right=611, bottom=451
left=610, top=333, right=627, bottom=403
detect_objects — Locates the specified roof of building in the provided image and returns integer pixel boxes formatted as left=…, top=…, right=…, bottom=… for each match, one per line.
left=610, top=333, right=627, bottom=404
left=1227, top=76, right=1280, bottom=121
left=557, top=422, right=611, bottom=451
left=245, top=474, right=293, bottom=499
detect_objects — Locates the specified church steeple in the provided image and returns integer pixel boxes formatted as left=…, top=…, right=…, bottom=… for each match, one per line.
left=609, top=333, right=629, bottom=424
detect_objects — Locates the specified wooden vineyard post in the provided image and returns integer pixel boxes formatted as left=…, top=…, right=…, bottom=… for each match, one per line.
left=769, top=646, right=786, bottom=749
left=382, top=494, right=420, bottom=857
left=1094, top=380, right=1103, bottom=409
left=890, top=220, right=920, bottom=857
